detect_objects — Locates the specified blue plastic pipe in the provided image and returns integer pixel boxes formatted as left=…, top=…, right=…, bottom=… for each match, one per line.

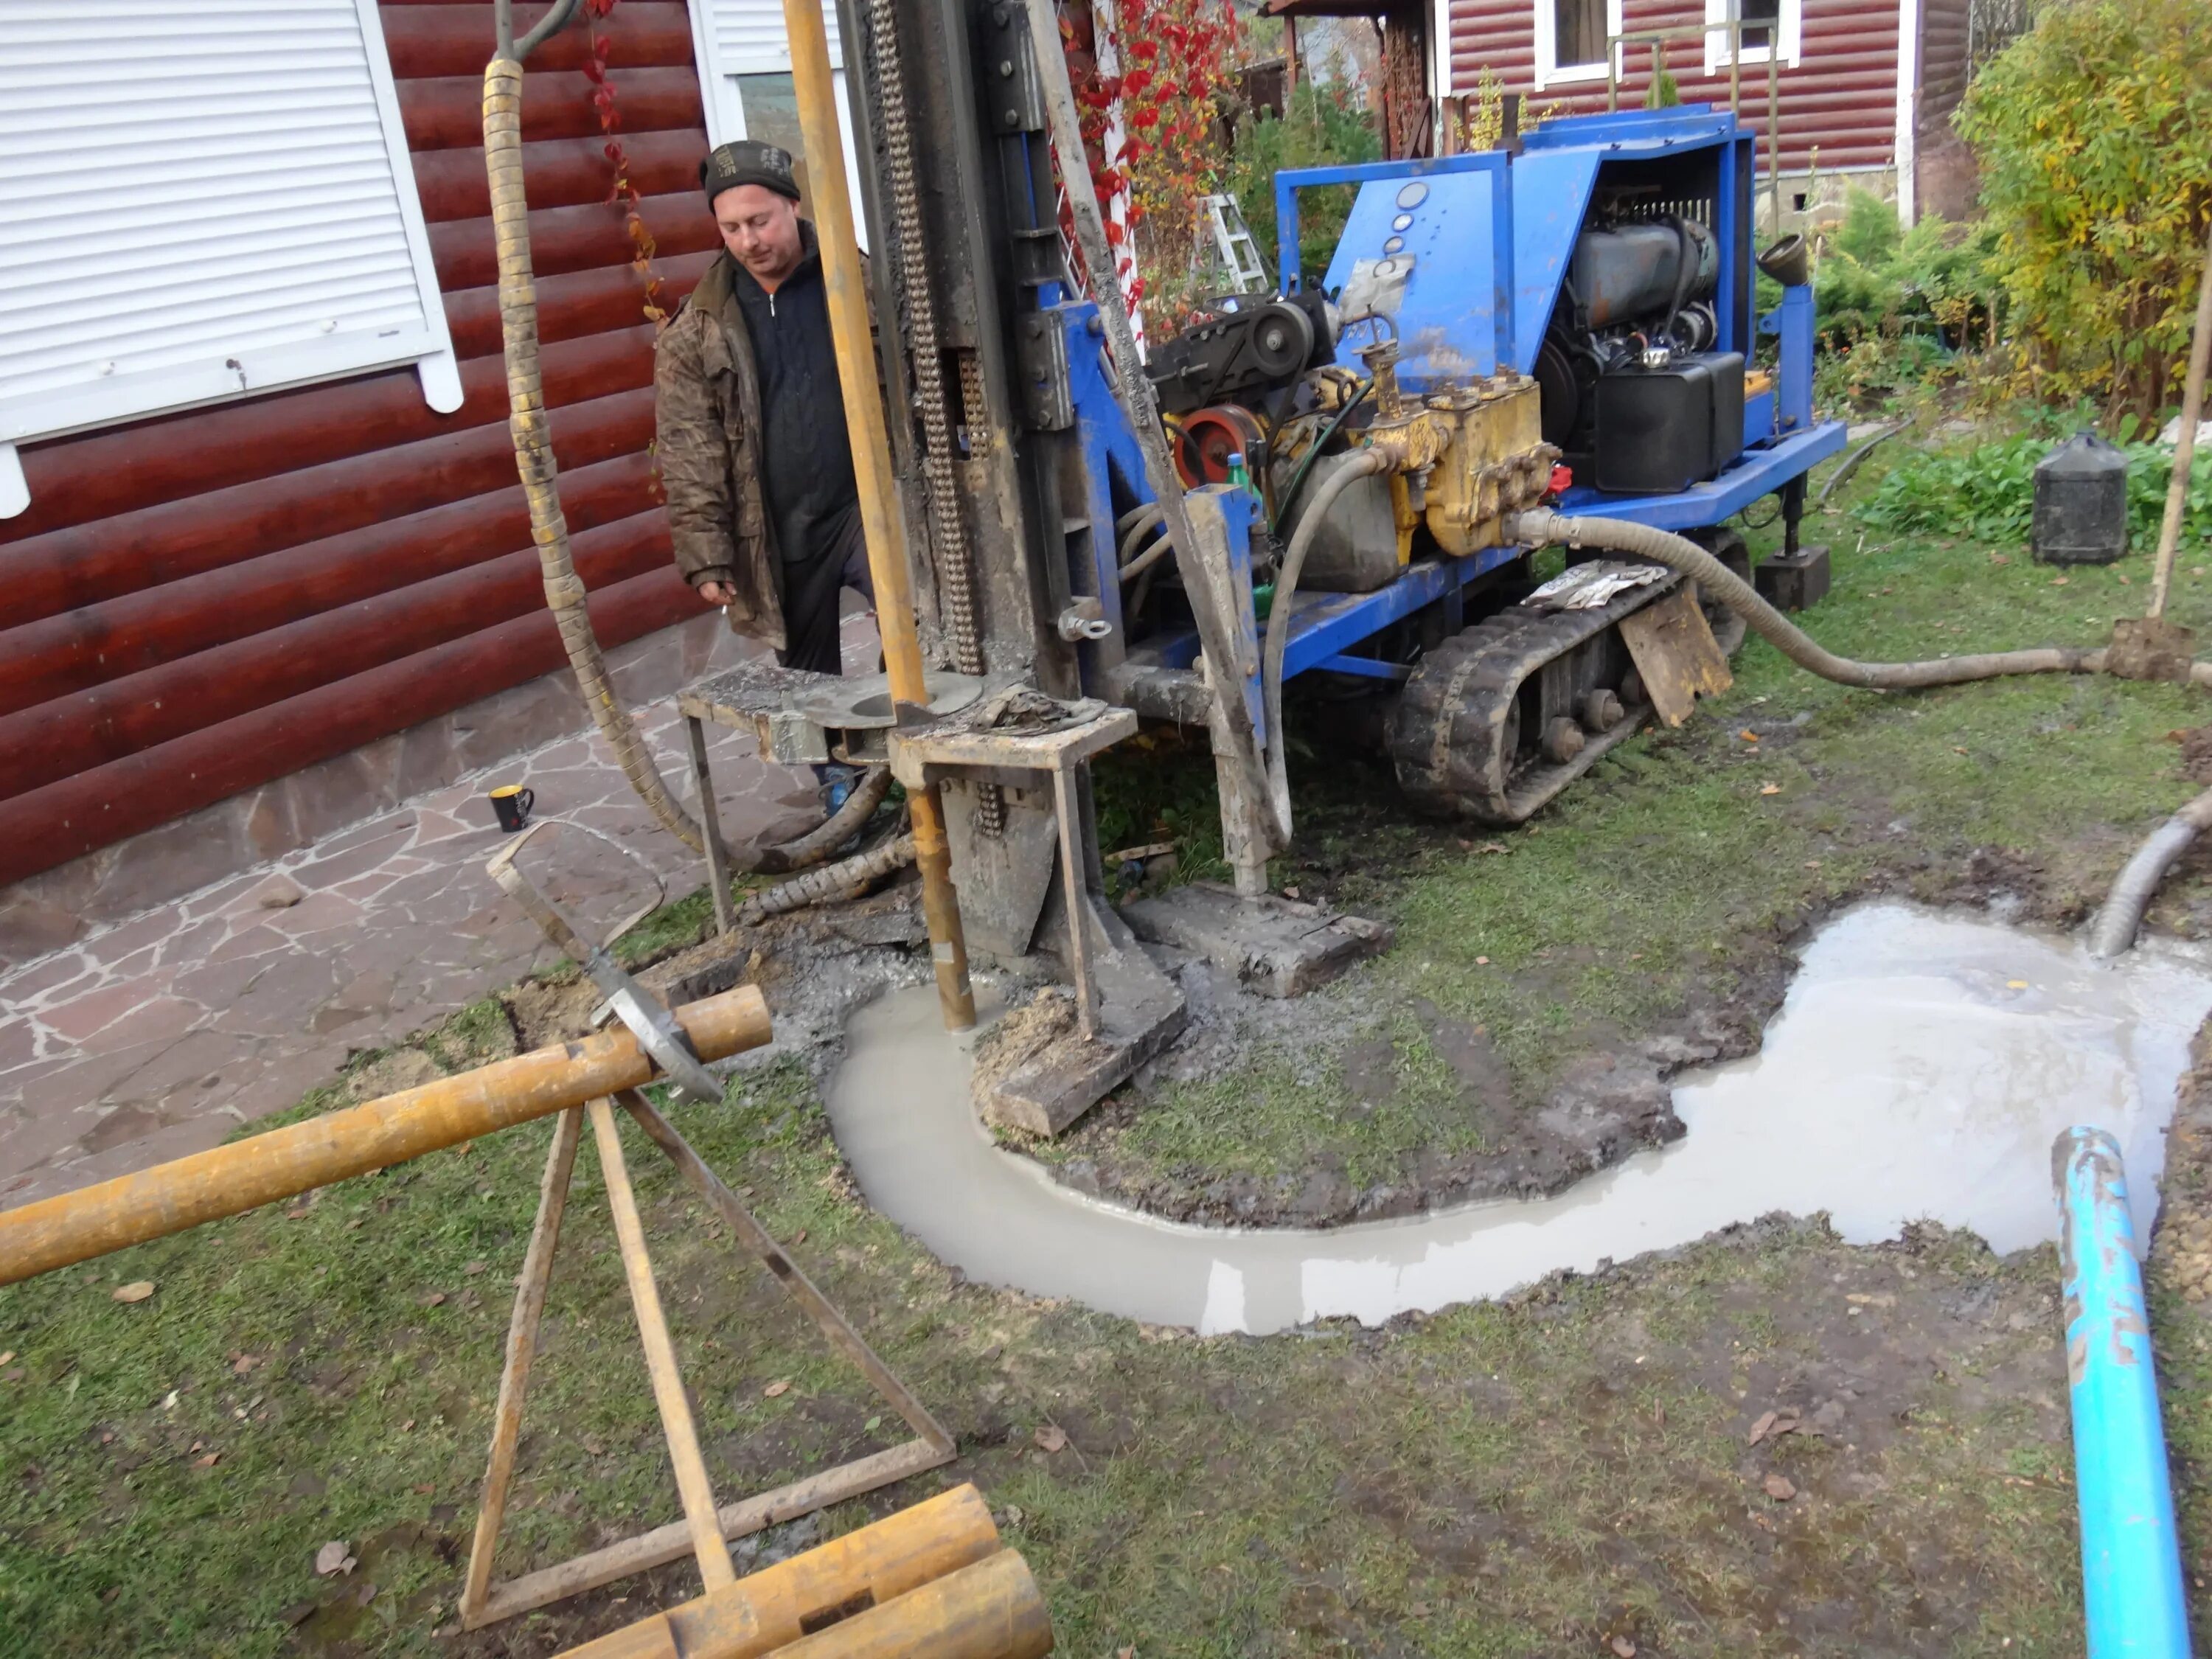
left=2052, top=1126, right=2192, bottom=1657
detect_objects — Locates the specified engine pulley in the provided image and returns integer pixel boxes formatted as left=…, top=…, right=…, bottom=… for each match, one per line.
left=1174, top=404, right=1268, bottom=489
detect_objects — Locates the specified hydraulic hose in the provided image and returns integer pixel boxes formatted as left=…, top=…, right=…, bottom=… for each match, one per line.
left=1117, top=504, right=1169, bottom=578
left=1270, top=380, right=1373, bottom=537
left=1505, top=510, right=2110, bottom=689
left=2088, top=788, right=2212, bottom=959
left=1263, top=451, right=1394, bottom=838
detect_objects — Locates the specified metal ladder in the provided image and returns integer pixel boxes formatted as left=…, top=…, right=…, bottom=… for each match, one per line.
left=1202, top=192, right=1269, bottom=293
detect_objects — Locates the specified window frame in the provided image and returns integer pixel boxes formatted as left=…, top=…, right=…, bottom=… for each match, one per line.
left=1703, top=0, right=1804, bottom=72
left=0, top=0, right=459, bottom=518
left=683, top=0, right=868, bottom=248
left=1532, top=0, right=1627, bottom=90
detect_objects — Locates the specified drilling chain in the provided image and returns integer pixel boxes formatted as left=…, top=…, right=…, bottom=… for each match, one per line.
left=862, top=0, right=1003, bottom=835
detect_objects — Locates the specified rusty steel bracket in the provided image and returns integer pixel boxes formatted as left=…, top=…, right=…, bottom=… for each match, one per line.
left=487, top=823, right=723, bottom=1107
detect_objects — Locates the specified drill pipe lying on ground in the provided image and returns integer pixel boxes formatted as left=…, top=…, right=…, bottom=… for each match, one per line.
left=555, top=1484, right=1050, bottom=1659
left=1503, top=510, right=2212, bottom=954
left=2052, top=1128, right=2191, bottom=1657
left=0, top=985, right=771, bottom=1286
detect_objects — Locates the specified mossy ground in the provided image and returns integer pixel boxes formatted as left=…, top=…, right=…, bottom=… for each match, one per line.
left=7, top=439, right=2212, bottom=1655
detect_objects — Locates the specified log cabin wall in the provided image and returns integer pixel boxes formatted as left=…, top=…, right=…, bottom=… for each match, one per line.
left=1447, top=0, right=1904, bottom=179
left=0, top=1, right=727, bottom=955
left=1911, top=0, right=1978, bottom=221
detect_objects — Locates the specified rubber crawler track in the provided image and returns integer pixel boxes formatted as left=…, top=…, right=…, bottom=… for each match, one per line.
left=1386, top=577, right=1685, bottom=823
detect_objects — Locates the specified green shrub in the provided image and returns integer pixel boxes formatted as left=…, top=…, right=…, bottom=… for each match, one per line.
left=1813, top=189, right=2000, bottom=349
left=1805, top=189, right=2001, bottom=405
left=1957, top=0, right=2212, bottom=421
left=1225, top=80, right=1381, bottom=289
left=1857, top=434, right=2212, bottom=548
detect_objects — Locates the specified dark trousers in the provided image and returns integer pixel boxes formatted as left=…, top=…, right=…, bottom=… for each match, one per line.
left=776, top=515, right=875, bottom=675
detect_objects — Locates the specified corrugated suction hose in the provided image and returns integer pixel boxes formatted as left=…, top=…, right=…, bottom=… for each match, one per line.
left=1503, top=509, right=2212, bottom=959
left=1505, top=509, right=2110, bottom=689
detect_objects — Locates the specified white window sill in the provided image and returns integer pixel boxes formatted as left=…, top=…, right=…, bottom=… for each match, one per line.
left=1537, top=60, right=1613, bottom=87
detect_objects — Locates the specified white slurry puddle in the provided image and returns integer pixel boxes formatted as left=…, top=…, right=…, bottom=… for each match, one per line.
left=823, top=905, right=2212, bottom=1336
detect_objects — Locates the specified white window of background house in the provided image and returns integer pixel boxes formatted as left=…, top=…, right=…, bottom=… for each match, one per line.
left=0, top=0, right=461, bottom=518
left=686, top=0, right=868, bottom=249
left=1705, top=0, right=1804, bottom=72
left=1534, top=0, right=1624, bottom=89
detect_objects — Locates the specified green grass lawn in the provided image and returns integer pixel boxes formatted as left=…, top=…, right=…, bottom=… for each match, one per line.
left=7, top=437, right=2212, bottom=1655
left=0, top=1044, right=2137, bottom=1658
left=1050, top=493, right=2211, bottom=1212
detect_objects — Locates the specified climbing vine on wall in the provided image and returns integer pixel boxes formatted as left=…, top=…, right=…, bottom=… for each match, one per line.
left=581, top=0, right=670, bottom=329
left=1063, top=0, right=1239, bottom=324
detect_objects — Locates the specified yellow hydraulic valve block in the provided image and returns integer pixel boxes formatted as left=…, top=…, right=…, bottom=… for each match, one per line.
left=1423, top=375, right=1558, bottom=555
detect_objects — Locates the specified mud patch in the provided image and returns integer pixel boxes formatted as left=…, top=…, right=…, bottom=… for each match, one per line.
left=824, top=903, right=2212, bottom=1334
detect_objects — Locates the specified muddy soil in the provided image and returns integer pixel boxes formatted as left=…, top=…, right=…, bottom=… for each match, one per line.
left=1034, top=830, right=2091, bottom=1231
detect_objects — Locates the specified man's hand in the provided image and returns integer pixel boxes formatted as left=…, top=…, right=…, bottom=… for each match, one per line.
left=697, top=581, right=734, bottom=607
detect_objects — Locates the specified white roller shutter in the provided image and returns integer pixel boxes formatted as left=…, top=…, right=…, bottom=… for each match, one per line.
left=684, top=0, right=867, bottom=250
left=712, top=0, right=842, bottom=72
left=0, top=0, right=461, bottom=517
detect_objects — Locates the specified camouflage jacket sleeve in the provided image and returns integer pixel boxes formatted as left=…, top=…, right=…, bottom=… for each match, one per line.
left=654, top=309, right=739, bottom=591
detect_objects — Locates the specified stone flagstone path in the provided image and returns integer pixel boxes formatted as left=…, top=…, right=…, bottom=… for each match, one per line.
left=0, top=643, right=874, bottom=1208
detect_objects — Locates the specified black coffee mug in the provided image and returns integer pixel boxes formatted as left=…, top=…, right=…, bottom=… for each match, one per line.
left=489, top=785, right=535, bottom=833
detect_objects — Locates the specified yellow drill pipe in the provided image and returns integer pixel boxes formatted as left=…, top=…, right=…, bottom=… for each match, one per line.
left=774, top=0, right=975, bottom=1033
left=556, top=1484, right=1004, bottom=1659
left=0, top=986, right=772, bottom=1287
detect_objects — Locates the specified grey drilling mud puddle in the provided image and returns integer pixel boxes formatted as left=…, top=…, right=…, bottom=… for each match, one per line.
left=821, top=903, right=2212, bottom=1335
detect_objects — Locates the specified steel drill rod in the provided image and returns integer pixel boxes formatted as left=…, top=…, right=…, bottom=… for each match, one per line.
left=774, top=0, right=974, bottom=1032
left=553, top=1485, right=1004, bottom=1659
left=0, top=985, right=772, bottom=1286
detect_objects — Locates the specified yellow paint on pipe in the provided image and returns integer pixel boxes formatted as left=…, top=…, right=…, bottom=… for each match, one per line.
left=554, top=1485, right=1004, bottom=1659
left=0, top=987, right=772, bottom=1286
left=771, top=0, right=974, bottom=1032
left=763, top=1550, right=1054, bottom=1659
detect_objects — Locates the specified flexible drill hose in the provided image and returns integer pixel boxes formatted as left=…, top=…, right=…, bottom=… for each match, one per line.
left=1504, top=509, right=2110, bottom=689
left=1503, top=509, right=2212, bottom=958
left=2089, top=790, right=2212, bottom=959
left=738, top=833, right=917, bottom=924
left=751, top=765, right=894, bottom=874
left=1262, top=451, right=1394, bottom=841
left=483, top=57, right=703, bottom=854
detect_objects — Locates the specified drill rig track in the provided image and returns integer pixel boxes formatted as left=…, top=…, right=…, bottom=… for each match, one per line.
left=1388, top=574, right=1686, bottom=824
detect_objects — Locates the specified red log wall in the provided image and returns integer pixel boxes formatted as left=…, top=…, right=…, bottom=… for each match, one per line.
left=0, top=0, right=717, bottom=888
left=1447, top=0, right=1902, bottom=175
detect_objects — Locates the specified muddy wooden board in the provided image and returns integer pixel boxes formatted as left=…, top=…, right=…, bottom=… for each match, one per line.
left=1121, top=883, right=1393, bottom=998
left=1618, top=587, right=1732, bottom=727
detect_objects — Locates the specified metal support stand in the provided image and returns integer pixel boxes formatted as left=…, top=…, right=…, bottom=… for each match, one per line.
left=888, top=693, right=1188, bottom=1135
left=686, top=714, right=738, bottom=937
